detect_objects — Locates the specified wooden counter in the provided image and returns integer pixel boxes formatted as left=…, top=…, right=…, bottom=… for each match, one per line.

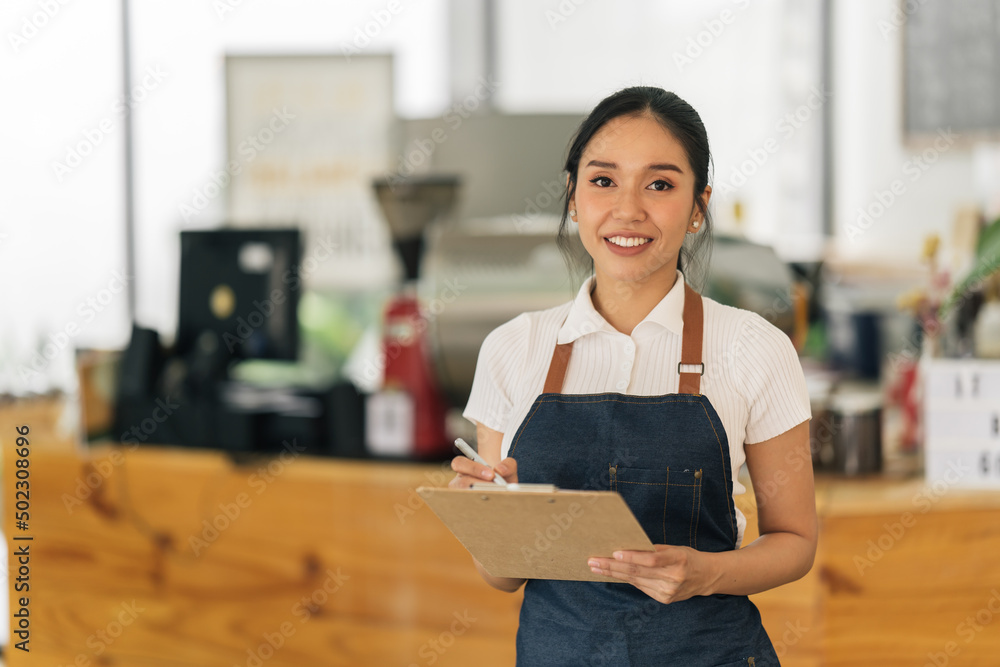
left=2, top=398, right=999, bottom=665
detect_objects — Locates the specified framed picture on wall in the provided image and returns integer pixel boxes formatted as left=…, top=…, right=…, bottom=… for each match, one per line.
left=224, top=54, right=397, bottom=289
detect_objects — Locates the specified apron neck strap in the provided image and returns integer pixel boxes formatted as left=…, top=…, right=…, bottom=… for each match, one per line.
left=543, top=341, right=574, bottom=393
left=677, top=282, right=704, bottom=395
left=542, top=280, right=705, bottom=395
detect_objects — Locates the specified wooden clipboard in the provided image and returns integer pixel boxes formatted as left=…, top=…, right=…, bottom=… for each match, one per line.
left=417, top=485, right=654, bottom=582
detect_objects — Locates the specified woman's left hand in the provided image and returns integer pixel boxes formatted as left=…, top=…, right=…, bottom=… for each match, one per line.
left=587, top=545, right=719, bottom=604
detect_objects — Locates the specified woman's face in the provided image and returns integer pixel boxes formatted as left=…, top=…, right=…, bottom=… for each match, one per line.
left=570, top=113, right=709, bottom=290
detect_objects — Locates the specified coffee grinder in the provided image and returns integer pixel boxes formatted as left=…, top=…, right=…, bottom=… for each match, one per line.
left=371, top=175, right=460, bottom=459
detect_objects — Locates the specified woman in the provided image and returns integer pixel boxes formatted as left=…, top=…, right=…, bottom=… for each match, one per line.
left=451, top=86, right=816, bottom=666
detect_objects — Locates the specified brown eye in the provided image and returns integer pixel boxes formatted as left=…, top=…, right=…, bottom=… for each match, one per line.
left=589, top=177, right=613, bottom=187
left=648, top=180, right=673, bottom=191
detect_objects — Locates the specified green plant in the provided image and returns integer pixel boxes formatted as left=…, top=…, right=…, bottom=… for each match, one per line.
left=939, top=216, right=1000, bottom=319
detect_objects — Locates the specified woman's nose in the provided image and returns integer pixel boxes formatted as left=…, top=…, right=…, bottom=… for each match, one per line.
left=613, top=186, right=645, bottom=222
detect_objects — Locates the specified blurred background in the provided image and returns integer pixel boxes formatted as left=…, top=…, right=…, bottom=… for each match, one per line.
left=1, top=1, right=1000, bottom=665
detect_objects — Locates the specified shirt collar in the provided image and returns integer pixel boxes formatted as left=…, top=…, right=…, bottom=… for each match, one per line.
left=556, top=269, right=687, bottom=343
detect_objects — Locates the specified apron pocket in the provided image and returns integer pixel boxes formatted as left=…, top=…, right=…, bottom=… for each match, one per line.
left=609, top=465, right=703, bottom=547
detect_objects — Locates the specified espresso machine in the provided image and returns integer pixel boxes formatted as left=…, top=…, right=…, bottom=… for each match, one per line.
left=370, top=175, right=460, bottom=459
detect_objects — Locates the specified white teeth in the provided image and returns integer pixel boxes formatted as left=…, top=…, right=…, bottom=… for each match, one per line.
left=607, top=236, right=651, bottom=248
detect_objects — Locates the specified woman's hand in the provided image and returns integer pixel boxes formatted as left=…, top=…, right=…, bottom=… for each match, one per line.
left=449, top=456, right=518, bottom=488
left=590, top=421, right=817, bottom=603
left=451, top=424, right=526, bottom=593
left=587, top=545, right=721, bottom=604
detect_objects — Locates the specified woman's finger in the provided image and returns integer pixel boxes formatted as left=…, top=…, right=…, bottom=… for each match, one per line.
left=586, top=559, right=681, bottom=602
left=495, top=457, right=518, bottom=483
left=450, top=455, right=500, bottom=482
left=587, top=556, right=655, bottom=580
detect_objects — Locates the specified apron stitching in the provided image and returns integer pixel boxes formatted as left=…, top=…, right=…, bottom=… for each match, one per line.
left=616, top=481, right=667, bottom=486
left=692, top=471, right=703, bottom=549
left=689, top=476, right=696, bottom=547
left=695, top=400, right=737, bottom=543
left=663, top=467, right=669, bottom=544
left=510, top=399, right=547, bottom=456
left=537, top=397, right=703, bottom=405
left=517, top=389, right=736, bottom=546
left=616, top=481, right=699, bottom=487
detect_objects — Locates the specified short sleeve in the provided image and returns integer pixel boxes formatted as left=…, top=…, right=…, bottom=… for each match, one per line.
left=462, top=314, right=529, bottom=433
left=734, top=313, right=812, bottom=444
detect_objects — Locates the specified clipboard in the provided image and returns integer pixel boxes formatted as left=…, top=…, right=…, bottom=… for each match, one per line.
left=417, top=485, right=654, bottom=582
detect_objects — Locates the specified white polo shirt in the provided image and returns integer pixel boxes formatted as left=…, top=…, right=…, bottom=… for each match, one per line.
left=462, top=270, right=812, bottom=548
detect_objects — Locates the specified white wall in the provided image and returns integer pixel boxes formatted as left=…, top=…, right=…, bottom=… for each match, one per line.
left=0, top=0, right=124, bottom=394
left=129, top=0, right=449, bottom=341
left=0, top=0, right=448, bottom=394
left=495, top=0, right=826, bottom=261
left=11, top=0, right=969, bottom=395
left=831, top=0, right=978, bottom=264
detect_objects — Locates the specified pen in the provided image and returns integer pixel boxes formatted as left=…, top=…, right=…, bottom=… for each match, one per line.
left=454, top=438, right=508, bottom=487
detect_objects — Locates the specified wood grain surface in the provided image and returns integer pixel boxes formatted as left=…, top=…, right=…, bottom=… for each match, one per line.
left=4, top=396, right=1000, bottom=666
left=2, top=438, right=522, bottom=666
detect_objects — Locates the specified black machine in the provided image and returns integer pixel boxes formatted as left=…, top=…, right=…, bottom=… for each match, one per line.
left=177, top=229, right=300, bottom=362
left=113, top=228, right=365, bottom=457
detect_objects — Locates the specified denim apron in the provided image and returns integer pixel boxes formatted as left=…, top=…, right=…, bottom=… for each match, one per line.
left=509, top=282, right=779, bottom=666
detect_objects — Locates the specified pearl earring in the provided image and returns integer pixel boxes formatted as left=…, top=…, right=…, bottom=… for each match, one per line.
left=569, top=209, right=577, bottom=217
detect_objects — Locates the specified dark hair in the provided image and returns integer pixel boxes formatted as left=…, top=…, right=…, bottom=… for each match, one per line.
left=557, top=86, right=714, bottom=290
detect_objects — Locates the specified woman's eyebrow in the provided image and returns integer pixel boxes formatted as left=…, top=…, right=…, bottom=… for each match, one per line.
left=648, top=163, right=684, bottom=173
left=585, top=159, right=684, bottom=174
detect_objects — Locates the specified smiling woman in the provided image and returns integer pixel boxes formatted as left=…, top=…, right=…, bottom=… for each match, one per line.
left=569, top=110, right=709, bottom=334
left=453, top=87, right=816, bottom=667
left=559, top=89, right=715, bottom=311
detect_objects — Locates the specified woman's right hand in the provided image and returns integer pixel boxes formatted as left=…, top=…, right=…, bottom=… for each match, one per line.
left=449, top=424, right=526, bottom=593
left=449, top=455, right=518, bottom=488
